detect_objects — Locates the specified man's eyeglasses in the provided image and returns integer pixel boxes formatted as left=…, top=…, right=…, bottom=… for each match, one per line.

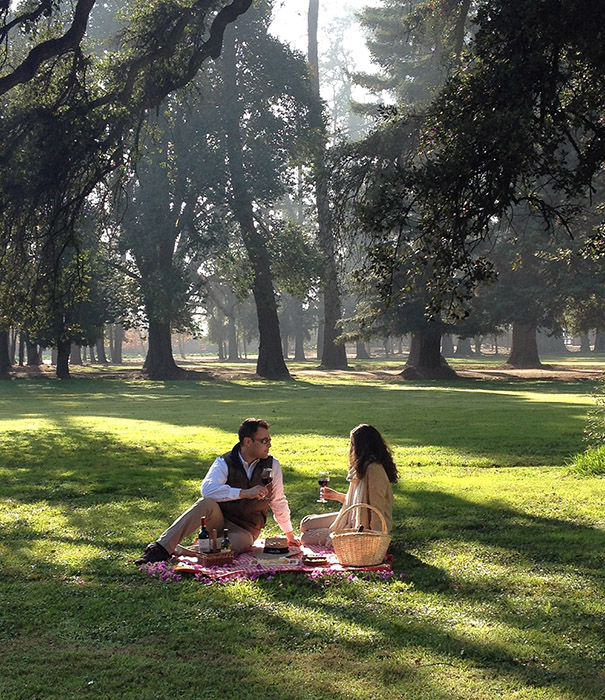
left=252, top=437, right=271, bottom=444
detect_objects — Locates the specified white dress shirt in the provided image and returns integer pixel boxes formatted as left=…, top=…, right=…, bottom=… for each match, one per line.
left=201, top=453, right=293, bottom=534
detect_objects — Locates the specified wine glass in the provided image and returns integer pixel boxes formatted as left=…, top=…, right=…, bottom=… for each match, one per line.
left=316, top=471, right=330, bottom=503
left=261, top=466, right=273, bottom=500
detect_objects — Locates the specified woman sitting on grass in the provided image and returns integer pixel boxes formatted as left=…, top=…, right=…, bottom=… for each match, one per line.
left=300, top=424, right=398, bottom=546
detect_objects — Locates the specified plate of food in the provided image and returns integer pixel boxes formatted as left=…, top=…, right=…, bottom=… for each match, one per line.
left=301, top=552, right=330, bottom=566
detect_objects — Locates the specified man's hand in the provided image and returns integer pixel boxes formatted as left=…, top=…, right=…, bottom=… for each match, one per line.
left=241, top=485, right=267, bottom=500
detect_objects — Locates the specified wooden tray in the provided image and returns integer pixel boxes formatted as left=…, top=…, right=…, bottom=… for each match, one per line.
left=174, top=544, right=234, bottom=566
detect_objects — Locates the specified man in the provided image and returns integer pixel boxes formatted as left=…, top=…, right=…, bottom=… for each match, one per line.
left=135, top=417, right=298, bottom=565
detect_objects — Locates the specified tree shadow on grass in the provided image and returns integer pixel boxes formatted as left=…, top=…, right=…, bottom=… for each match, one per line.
left=400, top=488, right=605, bottom=574
left=1, top=377, right=597, bottom=465
left=238, top=488, right=604, bottom=699
left=255, top=588, right=604, bottom=700
left=2, top=429, right=604, bottom=699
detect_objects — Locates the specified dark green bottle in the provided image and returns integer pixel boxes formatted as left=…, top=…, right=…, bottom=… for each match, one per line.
left=198, top=516, right=211, bottom=553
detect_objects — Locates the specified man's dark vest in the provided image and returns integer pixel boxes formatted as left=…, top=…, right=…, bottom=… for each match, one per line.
left=218, top=444, right=273, bottom=536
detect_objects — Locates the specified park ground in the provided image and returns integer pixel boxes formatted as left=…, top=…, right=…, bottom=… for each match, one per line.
left=0, top=357, right=603, bottom=699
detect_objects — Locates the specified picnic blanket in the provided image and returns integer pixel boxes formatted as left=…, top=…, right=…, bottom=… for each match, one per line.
left=172, top=539, right=393, bottom=580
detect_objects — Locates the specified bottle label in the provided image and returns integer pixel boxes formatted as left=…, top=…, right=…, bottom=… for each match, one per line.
left=198, top=538, right=211, bottom=553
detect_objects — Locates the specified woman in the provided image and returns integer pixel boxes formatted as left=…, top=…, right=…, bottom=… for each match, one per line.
left=300, top=424, right=398, bottom=546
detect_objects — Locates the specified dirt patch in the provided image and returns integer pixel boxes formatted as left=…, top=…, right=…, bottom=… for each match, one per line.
left=454, top=364, right=603, bottom=382
left=5, top=361, right=603, bottom=382
left=7, top=364, right=213, bottom=382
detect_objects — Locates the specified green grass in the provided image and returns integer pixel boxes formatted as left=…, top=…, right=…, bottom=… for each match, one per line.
left=0, top=374, right=604, bottom=699
left=569, top=445, right=605, bottom=476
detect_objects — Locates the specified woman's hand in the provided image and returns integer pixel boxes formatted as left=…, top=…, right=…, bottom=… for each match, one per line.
left=285, top=531, right=300, bottom=547
left=321, top=487, right=345, bottom=503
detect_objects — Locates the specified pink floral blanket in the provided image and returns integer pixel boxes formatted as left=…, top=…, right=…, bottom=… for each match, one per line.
left=170, top=541, right=393, bottom=581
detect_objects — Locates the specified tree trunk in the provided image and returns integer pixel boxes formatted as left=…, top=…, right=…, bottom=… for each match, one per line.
left=474, top=336, right=482, bottom=355
left=143, top=320, right=184, bottom=379
left=96, top=334, right=108, bottom=363
left=383, top=337, right=392, bottom=358
left=578, top=335, right=590, bottom=354
left=82, top=346, right=88, bottom=363
left=441, top=334, right=454, bottom=357
left=70, top=343, right=82, bottom=365
left=227, top=316, right=238, bottom=361
left=293, top=298, right=306, bottom=361
left=18, top=334, right=25, bottom=366
left=452, top=0, right=472, bottom=65
left=26, top=341, right=41, bottom=365
left=506, top=322, right=543, bottom=368
left=594, top=330, right=605, bottom=353
left=316, top=317, right=324, bottom=360
left=356, top=340, right=370, bottom=359
left=178, top=335, right=186, bottom=360
left=454, top=336, right=474, bottom=357
left=309, top=0, right=348, bottom=370
left=9, top=328, right=16, bottom=365
left=0, top=330, right=11, bottom=377
left=56, top=338, right=71, bottom=379
left=222, top=27, right=290, bottom=380
left=282, top=332, right=289, bottom=360
left=110, top=323, right=124, bottom=364
left=402, top=324, right=456, bottom=379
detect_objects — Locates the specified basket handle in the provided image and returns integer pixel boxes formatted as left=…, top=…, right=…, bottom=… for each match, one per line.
left=330, top=503, right=388, bottom=535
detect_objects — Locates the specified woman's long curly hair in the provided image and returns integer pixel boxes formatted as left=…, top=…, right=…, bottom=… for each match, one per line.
left=349, top=424, right=398, bottom=483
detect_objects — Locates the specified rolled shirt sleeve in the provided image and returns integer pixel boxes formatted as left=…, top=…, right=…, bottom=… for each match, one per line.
left=267, top=457, right=293, bottom=534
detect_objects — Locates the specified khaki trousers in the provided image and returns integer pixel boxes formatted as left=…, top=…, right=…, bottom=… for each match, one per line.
left=157, top=497, right=256, bottom=554
left=299, top=511, right=339, bottom=547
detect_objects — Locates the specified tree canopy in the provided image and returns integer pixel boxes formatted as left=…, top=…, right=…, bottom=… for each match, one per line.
left=339, top=0, right=605, bottom=313
left=0, top=1, right=253, bottom=261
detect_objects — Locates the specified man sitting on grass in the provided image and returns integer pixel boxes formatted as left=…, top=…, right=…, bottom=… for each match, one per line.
left=135, top=417, right=298, bottom=565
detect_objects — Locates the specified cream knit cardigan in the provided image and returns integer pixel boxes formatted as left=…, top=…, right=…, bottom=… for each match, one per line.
left=340, top=462, right=393, bottom=532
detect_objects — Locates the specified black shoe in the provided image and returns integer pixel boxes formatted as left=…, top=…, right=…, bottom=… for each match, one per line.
left=135, top=542, right=170, bottom=566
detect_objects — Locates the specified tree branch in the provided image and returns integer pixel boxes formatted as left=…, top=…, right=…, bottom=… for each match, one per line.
left=0, top=0, right=96, bottom=96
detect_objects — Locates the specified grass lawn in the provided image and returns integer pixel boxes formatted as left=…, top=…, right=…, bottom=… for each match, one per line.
left=0, top=370, right=603, bottom=699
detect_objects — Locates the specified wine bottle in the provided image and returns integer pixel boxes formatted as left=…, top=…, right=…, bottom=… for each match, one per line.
left=198, top=516, right=211, bottom=553
left=221, top=528, right=231, bottom=552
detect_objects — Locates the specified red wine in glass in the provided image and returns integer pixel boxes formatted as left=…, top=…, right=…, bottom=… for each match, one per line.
left=317, top=472, right=329, bottom=503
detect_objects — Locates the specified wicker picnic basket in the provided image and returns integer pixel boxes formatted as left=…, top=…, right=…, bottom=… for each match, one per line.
left=330, top=503, right=391, bottom=566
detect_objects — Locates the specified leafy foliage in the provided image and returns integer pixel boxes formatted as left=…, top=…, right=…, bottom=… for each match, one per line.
left=0, top=0, right=253, bottom=339
left=336, top=0, right=605, bottom=346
